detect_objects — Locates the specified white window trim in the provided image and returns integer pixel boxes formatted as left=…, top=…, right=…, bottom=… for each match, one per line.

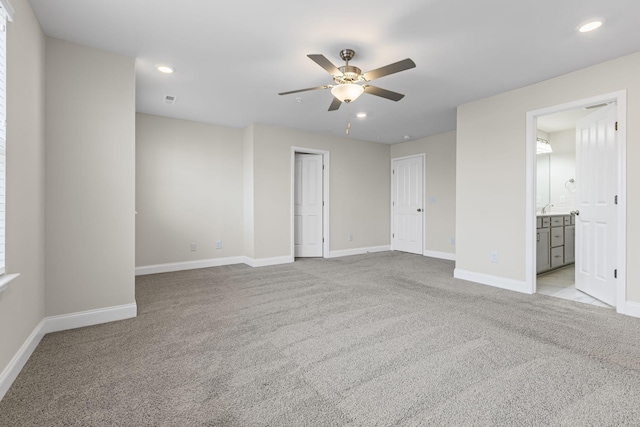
left=0, top=1, right=14, bottom=293
left=0, top=273, right=18, bottom=293
left=0, top=0, right=13, bottom=22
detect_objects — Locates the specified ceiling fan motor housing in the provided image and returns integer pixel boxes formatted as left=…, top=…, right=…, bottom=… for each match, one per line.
left=334, top=65, right=364, bottom=85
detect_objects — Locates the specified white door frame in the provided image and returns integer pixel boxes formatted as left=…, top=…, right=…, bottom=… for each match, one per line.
left=390, top=154, right=426, bottom=255
left=291, top=147, right=330, bottom=258
left=525, top=90, right=627, bottom=313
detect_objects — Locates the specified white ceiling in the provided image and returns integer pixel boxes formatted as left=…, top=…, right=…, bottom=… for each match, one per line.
left=537, top=107, right=601, bottom=133
left=28, top=0, right=640, bottom=144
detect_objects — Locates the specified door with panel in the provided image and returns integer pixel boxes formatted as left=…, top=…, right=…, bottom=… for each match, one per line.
left=294, top=154, right=323, bottom=257
left=392, top=156, right=424, bottom=255
left=574, top=104, right=617, bottom=306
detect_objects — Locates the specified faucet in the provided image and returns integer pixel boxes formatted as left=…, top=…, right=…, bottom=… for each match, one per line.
left=541, top=203, right=554, bottom=214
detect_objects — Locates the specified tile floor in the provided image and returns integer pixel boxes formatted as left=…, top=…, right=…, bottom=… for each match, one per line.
left=536, top=264, right=612, bottom=308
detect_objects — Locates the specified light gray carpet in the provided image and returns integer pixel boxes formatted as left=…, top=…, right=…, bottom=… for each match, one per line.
left=2, top=252, right=640, bottom=426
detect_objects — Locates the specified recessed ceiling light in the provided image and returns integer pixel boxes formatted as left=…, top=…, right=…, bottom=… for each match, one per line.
left=578, top=19, right=604, bottom=33
left=356, top=112, right=367, bottom=118
left=157, top=65, right=174, bottom=74
left=404, top=135, right=411, bottom=139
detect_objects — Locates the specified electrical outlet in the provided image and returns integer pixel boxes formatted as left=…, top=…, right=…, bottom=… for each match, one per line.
left=490, top=251, right=498, bottom=263
left=560, top=195, right=566, bottom=203
left=215, top=240, right=222, bottom=249
left=428, top=196, right=437, bottom=204
left=190, top=243, right=197, bottom=252
left=450, top=237, right=455, bottom=246
left=348, top=234, right=353, bottom=241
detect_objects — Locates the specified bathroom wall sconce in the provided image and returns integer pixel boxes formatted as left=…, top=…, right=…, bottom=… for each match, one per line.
left=536, top=138, right=553, bottom=154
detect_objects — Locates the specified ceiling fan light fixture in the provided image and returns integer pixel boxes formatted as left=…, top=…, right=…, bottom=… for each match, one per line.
left=331, top=84, right=364, bottom=103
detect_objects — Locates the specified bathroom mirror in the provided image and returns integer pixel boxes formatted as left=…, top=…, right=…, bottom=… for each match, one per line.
left=536, top=153, right=550, bottom=210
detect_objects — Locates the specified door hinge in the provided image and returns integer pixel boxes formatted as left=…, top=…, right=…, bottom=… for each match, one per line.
left=615, top=195, right=618, bottom=205
left=322, top=238, right=325, bottom=243
left=392, top=201, right=395, bottom=206
left=614, top=269, right=617, bottom=279
left=322, top=201, right=325, bottom=206
left=392, top=169, right=395, bottom=175
left=615, top=121, right=618, bottom=131
left=322, top=164, right=325, bottom=170
left=392, top=233, right=395, bottom=238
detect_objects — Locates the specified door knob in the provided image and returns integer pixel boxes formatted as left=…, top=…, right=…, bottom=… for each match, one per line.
left=571, top=210, right=580, bottom=216
left=417, top=208, right=422, bottom=212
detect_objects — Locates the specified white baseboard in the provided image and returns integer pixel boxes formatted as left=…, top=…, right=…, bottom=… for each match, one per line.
left=0, top=303, right=137, bottom=402
left=423, top=250, right=456, bottom=261
left=135, top=257, right=245, bottom=276
left=0, top=319, right=46, bottom=401
left=327, top=245, right=391, bottom=259
left=43, top=303, right=137, bottom=334
left=242, top=255, right=293, bottom=268
left=454, top=268, right=531, bottom=294
left=624, top=301, right=640, bottom=318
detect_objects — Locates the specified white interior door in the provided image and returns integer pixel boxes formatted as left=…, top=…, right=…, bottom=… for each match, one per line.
left=574, top=104, right=617, bottom=306
left=392, top=156, right=423, bottom=255
left=294, top=154, right=323, bottom=257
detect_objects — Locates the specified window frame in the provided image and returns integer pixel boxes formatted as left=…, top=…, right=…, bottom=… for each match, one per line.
left=0, top=0, right=19, bottom=293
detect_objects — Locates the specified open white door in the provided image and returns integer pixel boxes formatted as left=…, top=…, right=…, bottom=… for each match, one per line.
left=392, top=156, right=423, bottom=255
left=574, top=104, right=617, bottom=306
left=294, top=154, right=323, bottom=257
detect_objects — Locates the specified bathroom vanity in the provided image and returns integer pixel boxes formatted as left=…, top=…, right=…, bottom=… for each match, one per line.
left=536, top=213, right=575, bottom=274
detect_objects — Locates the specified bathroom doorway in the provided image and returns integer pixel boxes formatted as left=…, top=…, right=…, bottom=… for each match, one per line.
left=535, top=106, right=609, bottom=307
left=525, top=91, right=627, bottom=312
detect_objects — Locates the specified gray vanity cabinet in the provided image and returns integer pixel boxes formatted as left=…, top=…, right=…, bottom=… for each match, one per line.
left=536, top=214, right=575, bottom=274
left=536, top=227, right=550, bottom=272
left=564, top=225, right=575, bottom=264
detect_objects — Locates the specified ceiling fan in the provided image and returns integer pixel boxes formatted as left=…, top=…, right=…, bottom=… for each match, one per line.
left=278, top=49, right=416, bottom=111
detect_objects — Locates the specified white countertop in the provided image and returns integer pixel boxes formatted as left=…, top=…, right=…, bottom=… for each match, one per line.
left=537, top=212, right=574, bottom=217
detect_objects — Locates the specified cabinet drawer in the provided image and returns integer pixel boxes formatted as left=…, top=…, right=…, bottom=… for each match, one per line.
left=550, top=216, right=564, bottom=227
left=551, top=226, right=564, bottom=247
left=551, top=246, right=564, bottom=268
left=564, top=216, right=571, bottom=225
left=541, top=217, right=550, bottom=228
left=536, top=217, right=542, bottom=229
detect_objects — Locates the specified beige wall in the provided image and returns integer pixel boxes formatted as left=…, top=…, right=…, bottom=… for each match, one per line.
left=243, top=125, right=255, bottom=259
left=457, top=51, right=640, bottom=303
left=251, top=124, right=391, bottom=259
left=391, top=131, right=456, bottom=256
left=136, top=120, right=392, bottom=264
left=135, top=113, right=244, bottom=266
left=45, top=38, right=136, bottom=316
left=0, top=0, right=46, bottom=378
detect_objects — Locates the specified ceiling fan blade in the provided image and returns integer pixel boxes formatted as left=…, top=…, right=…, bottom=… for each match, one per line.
left=363, top=85, right=405, bottom=101
left=308, top=54, right=343, bottom=76
left=362, top=58, right=416, bottom=81
left=278, top=85, right=330, bottom=96
left=328, top=97, right=342, bottom=111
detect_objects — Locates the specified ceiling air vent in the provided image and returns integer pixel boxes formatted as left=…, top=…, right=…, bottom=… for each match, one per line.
left=164, top=95, right=177, bottom=104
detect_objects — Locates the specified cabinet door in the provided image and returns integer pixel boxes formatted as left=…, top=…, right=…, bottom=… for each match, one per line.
left=564, top=225, right=575, bottom=264
left=536, top=228, right=550, bottom=273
